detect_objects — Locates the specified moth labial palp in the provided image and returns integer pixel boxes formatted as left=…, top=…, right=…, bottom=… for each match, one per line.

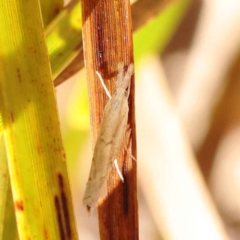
left=82, top=63, right=134, bottom=213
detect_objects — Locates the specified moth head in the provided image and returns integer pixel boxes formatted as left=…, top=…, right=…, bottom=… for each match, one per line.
left=116, top=63, right=134, bottom=91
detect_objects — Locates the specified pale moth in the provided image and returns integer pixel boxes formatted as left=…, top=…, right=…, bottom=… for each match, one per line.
left=83, top=63, right=134, bottom=212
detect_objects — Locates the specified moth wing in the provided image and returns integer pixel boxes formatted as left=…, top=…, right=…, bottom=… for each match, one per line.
left=83, top=92, right=129, bottom=211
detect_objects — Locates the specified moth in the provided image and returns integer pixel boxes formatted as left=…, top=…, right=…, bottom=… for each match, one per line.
left=83, top=63, right=134, bottom=212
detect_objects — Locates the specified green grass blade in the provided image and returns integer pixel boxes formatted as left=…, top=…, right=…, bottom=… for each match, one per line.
left=40, top=0, right=64, bottom=26
left=0, top=1, right=78, bottom=239
left=134, top=0, right=191, bottom=61
left=0, top=124, right=7, bottom=239
left=46, top=1, right=82, bottom=80
left=1, top=178, right=18, bottom=240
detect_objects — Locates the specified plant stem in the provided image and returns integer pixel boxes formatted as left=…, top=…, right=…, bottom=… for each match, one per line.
left=81, top=0, right=138, bottom=239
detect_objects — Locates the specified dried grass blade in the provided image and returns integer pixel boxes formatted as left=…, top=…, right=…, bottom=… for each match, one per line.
left=81, top=0, right=138, bottom=238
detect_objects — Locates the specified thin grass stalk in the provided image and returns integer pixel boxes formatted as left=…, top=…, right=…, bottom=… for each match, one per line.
left=198, top=53, right=240, bottom=179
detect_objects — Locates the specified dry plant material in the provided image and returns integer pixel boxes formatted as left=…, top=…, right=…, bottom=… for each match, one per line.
left=83, top=63, right=134, bottom=212
left=198, top=53, right=240, bottom=180
left=81, top=0, right=138, bottom=239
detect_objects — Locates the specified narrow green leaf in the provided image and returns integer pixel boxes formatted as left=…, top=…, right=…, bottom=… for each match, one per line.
left=0, top=71, right=18, bottom=240
left=0, top=0, right=78, bottom=239
left=0, top=0, right=67, bottom=238
left=0, top=130, right=8, bottom=238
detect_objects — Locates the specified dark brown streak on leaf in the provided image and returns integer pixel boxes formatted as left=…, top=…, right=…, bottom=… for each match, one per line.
left=43, top=226, right=49, bottom=240
left=16, top=67, right=22, bottom=83
left=54, top=196, right=65, bottom=240
left=10, top=111, right=14, bottom=122
left=54, top=8, right=60, bottom=15
left=15, top=200, right=24, bottom=211
left=58, top=174, right=72, bottom=238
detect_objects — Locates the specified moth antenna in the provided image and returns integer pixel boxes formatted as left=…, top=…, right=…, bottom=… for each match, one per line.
left=114, top=159, right=124, bottom=182
left=96, top=71, right=111, bottom=99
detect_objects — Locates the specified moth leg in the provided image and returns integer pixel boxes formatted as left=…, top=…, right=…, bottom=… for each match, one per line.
left=123, top=127, right=136, bottom=161
left=124, top=146, right=136, bottom=161
left=114, top=159, right=124, bottom=182
left=96, top=71, right=111, bottom=99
